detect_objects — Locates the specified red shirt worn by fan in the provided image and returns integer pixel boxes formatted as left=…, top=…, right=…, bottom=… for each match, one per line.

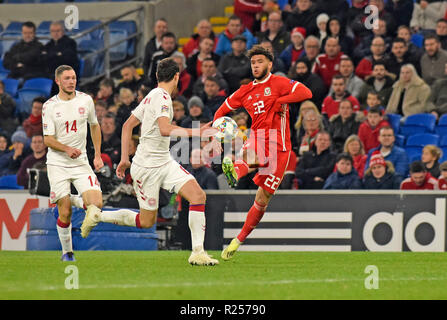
left=214, top=73, right=312, bottom=153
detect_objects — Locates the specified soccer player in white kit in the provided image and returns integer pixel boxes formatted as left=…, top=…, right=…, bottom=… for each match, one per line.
left=110, top=58, right=219, bottom=266
left=43, top=65, right=105, bottom=261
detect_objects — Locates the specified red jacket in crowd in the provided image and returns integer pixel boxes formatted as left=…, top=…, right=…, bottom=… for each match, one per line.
left=321, top=92, right=360, bottom=119
left=234, top=0, right=264, bottom=32
left=312, top=52, right=349, bottom=88
left=400, top=173, right=439, bottom=190
left=358, top=119, right=390, bottom=153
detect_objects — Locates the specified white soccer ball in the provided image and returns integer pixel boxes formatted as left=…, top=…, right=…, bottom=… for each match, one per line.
left=212, top=116, right=239, bottom=143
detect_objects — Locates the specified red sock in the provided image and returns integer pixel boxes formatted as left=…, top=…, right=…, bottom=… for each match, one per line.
left=57, top=218, right=70, bottom=228
left=135, top=213, right=141, bottom=228
left=237, top=201, right=266, bottom=243
left=234, top=160, right=249, bottom=179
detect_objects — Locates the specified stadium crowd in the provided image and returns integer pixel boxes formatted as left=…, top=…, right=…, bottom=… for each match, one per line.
left=2, top=0, right=447, bottom=191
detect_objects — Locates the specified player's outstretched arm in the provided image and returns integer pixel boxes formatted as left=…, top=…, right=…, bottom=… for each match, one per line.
left=276, top=82, right=313, bottom=106
left=158, top=117, right=216, bottom=138
left=117, top=114, right=140, bottom=179
left=43, top=135, right=81, bottom=159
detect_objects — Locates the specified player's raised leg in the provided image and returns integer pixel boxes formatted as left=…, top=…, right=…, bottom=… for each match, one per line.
left=56, top=195, right=75, bottom=261
left=80, top=189, right=103, bottom=238
left=179, top=179, right=218, bottom=266
left=221, top=187, right=272, bottom=261
left=222, top=148, right=258, bottom=188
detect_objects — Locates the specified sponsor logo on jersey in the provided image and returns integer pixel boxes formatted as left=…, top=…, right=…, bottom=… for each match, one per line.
left=56, top=112, right=62, bottom=118
left=247, top=95, right=252, bottom=100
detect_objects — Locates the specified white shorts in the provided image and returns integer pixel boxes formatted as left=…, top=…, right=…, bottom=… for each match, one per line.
left=47, top=164, right=102, bottom=203
left=130, top=159, right=195, bottom=211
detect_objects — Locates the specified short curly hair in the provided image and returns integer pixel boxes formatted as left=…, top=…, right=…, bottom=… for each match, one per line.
left=246, top=45, right=274, bottom=62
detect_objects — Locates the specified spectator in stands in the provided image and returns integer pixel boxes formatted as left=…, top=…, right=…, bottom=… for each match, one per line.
left=385, top=0, right=414, bottom=29
left=297, top=109, right=324, bottom=156
left=410, top=0, right=447, bottom=34
left=202, top=77, right=226, bottom=116
left=323, top=153, right=363, bottom=189
left=193, top=58, right=228, bottom=98
left=321, top=16, right=354, bottom=58
left=137, top=84, right=150, bottom=103
left=386, top=64, right=432, bottom=118
left=357, top=61, right=395, bottom=109
left=172, top=51, right=193, bottom=99
left=301, top=35, right=320, bottom=71
left=215, top=15, right=256, bottom=56
left=181, top=96, right=211, bottom=128
left=22, top=96, right=45, bottom=138
left=329, top=57, right=364, bottom=99
left=94, top=100, right=107, bottom=124
left=321, top=75, right=361, bottom=120
left=188, top=148, right=218, bottom=189
left=355, top=36, right=388, bottom=81
left=358, top=106, right=390, bottom=153
left=100, top=112, right=121, bottom=167
left=217, top=35, right=252, bottom=94
left=328, top=99, right=362, bottom=154
left=352, top=18, right=392, bottom=66
left=0, top=133, right=11, bottom=176
left=16, top=134, right=47, bottom=188
left=147, top=32, right=178, bottom=87
left=422, top=144, right=442, bottom=179
left=344, top=134, right=367, bottom=179
left=347, top=0, right=369, bottom=36
left=397, top=25, right=424, bottom=63
left=3, top=21, right=46, bottom=81
left=116, top=64, right=144, bottom=94
left=314, top=0, right=349, bottom=27
left=186, top=37, right=220, bottom=81
left=288, top=58, right=326, bottom=107
left=0, top=80, right=18, bottom=137
left=256, top=11, right=291, bottom=57
left=143, top=18, right=168, bottom=76
left=283, top=0, right=319, bottom=36
left=421, top=34, right=447, bottom=86
left=279, top=27, right=306, bottom=72
left=427, top=62, right=447, bottom=118
left=252, top=0, right=280, bottom=34
left=182, top=19, right=217, bottom=59
left=436, top=18, right=447, bottom=50
left=385, top=38, right=421, bottom=78
left=365, top=126, right=409, bottom=177
left=41, top=21, right=79, bottom=80
left=115, top=88, right=138, bottom=138
left=7, top=130, right=31, bottom=175
left=363, top=151, right=403, bottom=189
left=351, top=0, right=396, bottom=38
left=400, top=160, right=439, bottom=189
left=259, top=39, right=287, bottom=74
left=438, top=161, right=447, bottom=189
left=172, top=100, right=187, bottom=126
left=315, top=13, right=329, bottom=43
left=95, top=78, right=115, bottom=107
left=295, top=131, right=336, bottom=189
left=234, top=0, right=264, bottom=33
left=312, top=36, right=348, bottom=88
left=363, top=91, right=385, bottom=113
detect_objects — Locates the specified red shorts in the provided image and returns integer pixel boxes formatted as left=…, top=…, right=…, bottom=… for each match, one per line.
left=242, top=135, right=291, bottom=194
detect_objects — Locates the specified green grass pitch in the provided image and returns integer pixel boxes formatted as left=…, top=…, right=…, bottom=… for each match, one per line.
left=1, top=251, right=447, bottom=300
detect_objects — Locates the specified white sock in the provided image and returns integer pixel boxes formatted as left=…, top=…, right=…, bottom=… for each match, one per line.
left=100, top=209, right=137, bottom=227
left=57, top=220, right=73, bottom=254
left=189, top=205, right=206, bottom=252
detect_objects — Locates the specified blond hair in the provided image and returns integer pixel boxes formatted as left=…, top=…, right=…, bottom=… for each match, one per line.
left=423, top=144, right=442, bottom=161
left=294, top=100, right=321, bottom=130
left=343, top=134, right=366, bottom=156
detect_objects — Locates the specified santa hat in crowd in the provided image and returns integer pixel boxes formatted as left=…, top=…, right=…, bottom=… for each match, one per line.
left=369, top=151, right=386, bottom=168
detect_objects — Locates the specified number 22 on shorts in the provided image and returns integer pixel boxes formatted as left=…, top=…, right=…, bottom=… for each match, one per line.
left=264, top=174, right=280, bottom=191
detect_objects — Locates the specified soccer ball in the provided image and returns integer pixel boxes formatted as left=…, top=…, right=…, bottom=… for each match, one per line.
left=212, top=116, right=239, bottom=143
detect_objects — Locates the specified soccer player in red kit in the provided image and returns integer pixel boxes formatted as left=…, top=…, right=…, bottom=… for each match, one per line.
left=213, top=45, right=312, bottom=260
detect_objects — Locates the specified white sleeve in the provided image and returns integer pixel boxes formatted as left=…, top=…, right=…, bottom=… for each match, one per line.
left=153, top=93, right=171, bottom=120
left=87, top=96, right=98, bottom=125
left=42, top=102, right=55, bottom=136
left=132, top=100, right=146, bottom=122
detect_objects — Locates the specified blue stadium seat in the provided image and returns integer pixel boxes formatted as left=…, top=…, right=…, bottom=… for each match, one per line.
left=3, top=78, right=19, bottom=97
left=407, top=150, right=422, bottom=163
left=405, top=133, right=440, bottom=159
left=16, top=88, right=48, bottom=118
left=0, top=31, right=21, bottom=59
left=5, top=22, right=23, bottom=32
left=395, top=134, right=405, bottom=147
left=36, top=21, right=52, bottom=45
left=4, top=0, right=35, bottom=3
left=0, top=58, right=10, bottom=80
left=109, top=20, right=137, bottom=56
left=107, top=29, right=128, bottom=61
left=0, top=175, right=24, bottom=190
left=22, top=77, right=53, bottom=97
left=435, top=114, right=447, bottom=138
left=67, top=20, right=103, bottom=46
left=386, top=113, right=401, bottom=134
left=411, top=34, right=424, bottom=49
left=439, top=135, right=447, bottom=147
left=400, top=113, right=437, bottom=137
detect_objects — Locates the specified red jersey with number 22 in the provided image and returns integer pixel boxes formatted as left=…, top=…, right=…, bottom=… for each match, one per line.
left=223, top=74, right=308, bottom=152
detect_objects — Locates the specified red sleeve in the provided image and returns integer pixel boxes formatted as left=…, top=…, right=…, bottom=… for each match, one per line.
left=349, top=96, right=361, bottom=112
left=213, top=90, right=244, bottom=121
left=355, top=59, right=372, bottom=80
left=276, top=80, right=313, bottom=106
left=235, top=0, right=263, bottom=13
left=286, top=151, right=297, bottom=173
